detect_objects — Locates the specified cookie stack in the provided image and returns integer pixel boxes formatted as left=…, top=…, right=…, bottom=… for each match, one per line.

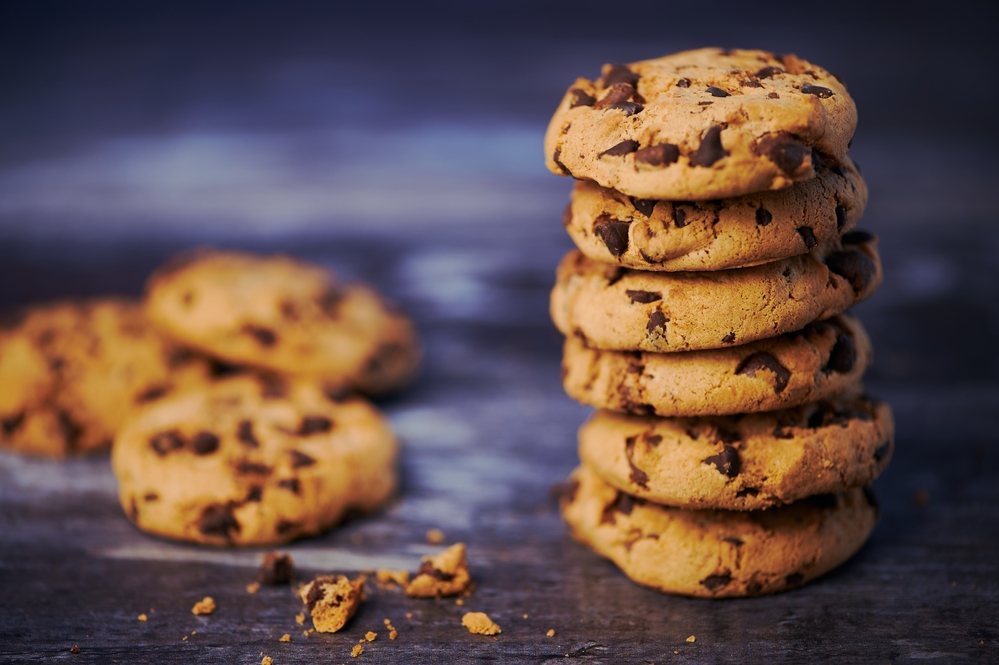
left=545, top=48, right=894, bottom=597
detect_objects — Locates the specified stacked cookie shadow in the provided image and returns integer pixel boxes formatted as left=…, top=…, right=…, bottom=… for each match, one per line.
left=0, top=249, right=420, bottom=546
left=545, top=48, right=894, bottom=597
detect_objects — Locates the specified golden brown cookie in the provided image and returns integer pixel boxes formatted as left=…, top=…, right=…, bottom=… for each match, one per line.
left=300, top=575, right=365, bottom=633
left=560, top=465, right=878, bottom=597
left=405, top=543, right=471, bottom=598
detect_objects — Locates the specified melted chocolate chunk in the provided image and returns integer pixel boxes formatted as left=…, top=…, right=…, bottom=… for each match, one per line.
left=599, top=140, right=640, bottom=158
left=634, top=143, right=680, bottom=168
left=700, top=573, right=733, bottom=591
left=417, top=560, right=455, bottom=582
left=594, top=83, right=636, bottom=109
left=676, top=77, right=690, bottom=88
left=278, top=478, right=301, bottom=494
left=722, top=332, right=736, bottom=344
left=785, top=573, right=805, bottom=587
left=628, top=403, right=656, bottom=416
left=608, top=101, right=643, bottom=115
left=630, top=198, right=657, bottom=217
left=826, top=249, right=876, bottom=294
left=298, top=415, right=333, bottom=436
left=842, top=229, right=874, bottom=245
left=755, top=206, right=773, bottom=227
left=767, top=91, right=780, bottom=99
left=624, top=436, right=650, bottom=489
left=243, top=324, right=277, bottom=347
left=569, top=88, right=596, bottom=108
left=645, top=434, right=662, bottom=446
left=191, top=431, right=220, bottom=455
left=646, top=310, right=669, bottom=333
left=150, top=430, right=185, bottom=456
left=801, top=83, right=834, bottom=98
left=754, top=133, right=811, bottom=177
left=198, top=503, right=240, bottom=539
left=552, top=147, right=571, bottom=176
left=626, top=290, right=662, bottom=304
left=797, top=226, right=818, bottom=250
left=873, top=442, right=891, bottom=462
left=614, top=492, right=635, bottom=516
left=735, top=352, right=791, bottom=394
left=290, top=450, right=316, bottom=468
left=756, top=66, right=783, bottom=78
left=259, top=552, right=295, bottom=585
left=246, top=486, right=263, bottom=502
left=237, top=420, right=260, bottom=448
left=689, top=126, right=728, bottom=168
left=825, top=334, right=857, bottom=374
left=305, top=576, right=332, bottom=610
left=835, top=205, right=847, bottom=229
left=135, top=385, right=168, bottom=404
left=673, top=206, right=688, bottom=228
left=236, top=461, right=271, bottom=475
left=602, top=64, right=639, bottom=87
left=706, top=86, right=730, bottom=97
left=702, top=445, right=741, bottom=478
left=1, top=411, right=25, bottom=435
left=144, top=492, right=159, bottom=502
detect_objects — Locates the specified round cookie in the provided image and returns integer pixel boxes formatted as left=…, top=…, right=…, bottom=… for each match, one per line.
left=564, top=157, right=866, bottom=271
left=544, top=48, right=857, bottom=200
left=551, top=231, right=880, bottom=353
left=111, top=374, right=398, bottom=546
left=560, top=465, right=879, bottom=598
left=0, top=300, right=208, bottom=457
left=562, top=313, right=871, bottom=417
left=144, top=250, right=421, bottom=396
left=578, top=394, right=893, bottom=511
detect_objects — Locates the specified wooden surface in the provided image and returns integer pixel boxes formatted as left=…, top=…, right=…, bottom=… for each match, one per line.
left=2, top=2, right=998, bottom=663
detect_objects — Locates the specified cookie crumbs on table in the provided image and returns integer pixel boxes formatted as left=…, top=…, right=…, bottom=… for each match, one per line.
left=462, top=612, right=501, bottom=636
left=247, top=582, right=261, bottom=594
left=137, top=613, right=147, bottom=622
left=70, top=645, right=80, bottom=654
left=547, top=629, right=555, bottom=637
left=295, top=613, right=305, bottom=625
left=191, top=597, right=216, bottom=615
left=279, top=634, right=290, bottom=642
left=261, top=657, right=273, bottom=665
left=405, top=542, right=471, bottom=598
left=299, top=575, right=364, bottom=633
left=687, top=635, right=696, bottom=643
left=364, top=631, right=377, bottom=641
left=425, top=528, right=445, bottom=544
left=351, top=645, right=364, bottom=657
left=375, top=569, right=409, bottom=587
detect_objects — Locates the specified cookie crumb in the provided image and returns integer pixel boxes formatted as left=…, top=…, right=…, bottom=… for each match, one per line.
left=138, top=613, right=148, bottom=622
left=262, top=657, right=273, bottom=665
left=70, top=645, right=80, bottom=654
left=547, top=629, right=555, bottom=637
left=351, top=645, right=364, bottom=658
left=279, top=634, right=290, bottom=643
left=365, top=631, right=377, bottom=642
left=375, top=569, right=410, bottom=587
left=247, top=582, right=261, bottom=594
left=259, top=552, right=295, bottom=585
left=455, top=598, right=464, bottom=606
left=406, top=613, right=412, bottom=619
left=182, top=636, right=188, bottom=642
left=299, top=575, right=365, bottom=633
left=462, top=612, right=501, bottom=636
left=686, top=635, right=696, bottom=643
left=389, top=629, right=398, bottom=640
left=192, top=597, right=216, bottom=615
left=295, top=613, right=305, bottom=625
left=405, top=543, right=471, bottom=598
left=192, top=631, right=197, bottom=635
left=523, top=614, right=529, bottom=619
left=426, top=528, right=445, bottom=544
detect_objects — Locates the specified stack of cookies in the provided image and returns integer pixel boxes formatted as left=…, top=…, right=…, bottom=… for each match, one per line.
left=545, top=48, right=894, bottom=597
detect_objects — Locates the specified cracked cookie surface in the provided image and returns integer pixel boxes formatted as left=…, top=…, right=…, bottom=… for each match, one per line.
left=111, top=374, right=397, bottom=546
left=544, top=48, right=857, bottom=200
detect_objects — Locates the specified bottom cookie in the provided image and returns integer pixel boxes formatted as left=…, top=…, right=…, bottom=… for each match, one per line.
left=560, top=465, right=878, bottom=598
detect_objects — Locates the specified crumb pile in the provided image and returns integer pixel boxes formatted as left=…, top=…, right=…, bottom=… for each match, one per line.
left=545, top=48, right=893, bottom=597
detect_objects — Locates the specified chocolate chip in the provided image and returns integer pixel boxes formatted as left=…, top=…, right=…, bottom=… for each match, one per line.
left=700, top=573, right=733, bottom=591
left=607, top=267, right=627, bottom=286
left=842, top=229, right=874, bottom=245
left=756, top=66, right=783, bottom=78
left=706, top=86, right=730, bottom=97
left=722, top=332, right=736, bottom=344
left=677, top=78, right=690, bottom=88
left=767, top=92, right=780, bottom=99
left=599, top=140, right=640, bottom=158
left=805, top=494, right=838, bottom=510
left=150, top=430, right=184, bottom=456
left=236, top=461, right=271, bottom=475
left=801, top=84, right=834, bottom=98
left=627, top=403, right=656, bottom=416
left=835, top=205, right=847, bottom=229
left=796, top=226, right=818, bottom=250
left=615, top=492, right=635, bottom=515
left=624, top=435, right=650, bottom=489
left=243, top=324, right=277, bottom=347
left=824, top=333, right=856, bottom=374
left=873, top=442, right=891, bottom=462
left=305, top=576, right=332, bottom=610
left=135, top=385, right=168, bottom=404
left=594, top=83, right=636, bottom=110
left=689, top=125, right=728, bottom=168
left=298, top=415, right=333, bottom=436
left=569, top=88, right=596, bottom=108
left=601, top=64, right=639, bottom=87
left=417, top=560, right=456, bottom=582
left=610, top=101, right=643, bottom=115
left=673, top=206, right=688, bottom=228
left=785, top=573, right=805, bottom=587
left=246, top=486, right=263, bottom=502
left=772, top=426, right=795, bottom=439
left=237, top=420, right=259, bottom=447
left=646, top=310, right=669, bottom=333
left=290, top=450, right=316, bottom=468
left=626, top=290, right=662, bottom=304
left=630, top=198, right=657, bottom=217
left=743, top=80, right=763, bottom=88
left=702, top=445, right=740, bottom=478
left=562, top=203, right=573, bottom=227
left=735, top=352, right=791, bottom=394
left=259, top=552, right=295, bottom=585
left=807, top=403, right=851, bottom=429
left=826, top=249, right=876, bottom=294
left=1, top=411, right=25, bottom=435
left=278, top=478, right=301, bottom=494
left=754, top=133, right=811, bottom=177
left=755, top=207, right=773, bottom=227
left=198, top=503, right=240, bottom=539
left=276, top=520, right=298, bottom=535
left=552, top=147, right=571, bottom=176
left=634, top=143, right=680, bottom=168
left=645, top=434, right=662, bottom=447
left=723, top=537, right=744, bottom=546
left=144, top=492, right=159, bottom=502
left=191, top=431, right=220, bottom=455
left=736, top=487, right=760, bottom=498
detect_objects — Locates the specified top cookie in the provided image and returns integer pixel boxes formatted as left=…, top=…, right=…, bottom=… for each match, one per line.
left=144, top=250, right=421, bottom=396
left=544, top=48, right=857, bottom=200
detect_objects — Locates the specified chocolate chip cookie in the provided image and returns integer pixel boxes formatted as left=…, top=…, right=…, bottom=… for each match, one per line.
left=551, top=231, right=880, bottom=353
left=562, top=314, right=870, bottom=417
left=560, top=465, right=878, bottom=597
left=111, top=374, right=398, bottom=546
left=144, top=250, right=421, bottom=396
left=563, top=157, right=865, bottom=271
left=544, top=48, right=857, bottom=200
left=578, top=394, right=893, bottom=510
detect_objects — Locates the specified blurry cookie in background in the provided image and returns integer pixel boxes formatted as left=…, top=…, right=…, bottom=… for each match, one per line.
left=144, top=249, right=421, bottom=396
left=0, top=300, right=208, bottom=457
left=111, top=374, right=399, bottom=546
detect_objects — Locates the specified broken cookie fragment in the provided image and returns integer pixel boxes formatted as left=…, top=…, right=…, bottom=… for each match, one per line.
left=375, top=569, right=410, bottom=587
left=191, top=596, right=216, bottom=615
left=259, top=551, right=295, bottom=585
left=405, top=542, right=471, bottom=598
left=462, top=612, right=502, bottom=636
left=299, top=574, right=364, bottom=633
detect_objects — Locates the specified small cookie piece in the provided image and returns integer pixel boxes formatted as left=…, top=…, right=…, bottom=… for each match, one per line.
left=564, top=157, right=866, bottom=271
left=191, top=597, right=216, bottom=615
left=299, top=575, right=364, bottom=633
left=551, top=231, right=880, bottom=353
left=144, top=249, right=421, bottom=395
left=560, top=465, right=878, bottom=598
left=259, top=552, right=295, bottom=584
left=0, top=300, right=208, bottom=457
left=111, top=375, right=398, bottom=546
left=405, top=543, right=471, bottom=598
left=579, top=395, right=893, bottom=510
left=563, top=313, right=870, bottom=417
left=462, top=612, right=501, bottom=635
left=545, top=48, right=856, bottom=200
